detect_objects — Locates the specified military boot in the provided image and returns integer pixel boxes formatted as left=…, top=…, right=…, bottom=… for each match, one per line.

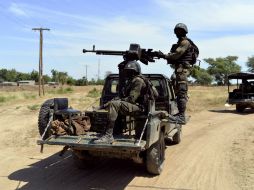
left=93, top=128, right=114, bottom=144
left=168, top=113, right=186, bottom=125
left=173, top=94, right=187, bottom=124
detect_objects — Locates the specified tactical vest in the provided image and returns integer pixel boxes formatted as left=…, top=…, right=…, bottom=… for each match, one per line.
left=136, top=78, right=147, bottom=107
left=124, top=75, right=159, bottom=112
left=124, top=76, right=147, bottom=106
left=171, top=37, right=198, bottom=67
left=137, top=75, right=158, bottom=101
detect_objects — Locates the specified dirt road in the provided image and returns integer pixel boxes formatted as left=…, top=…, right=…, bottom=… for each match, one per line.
left=0, top=101, right=253, bottom=190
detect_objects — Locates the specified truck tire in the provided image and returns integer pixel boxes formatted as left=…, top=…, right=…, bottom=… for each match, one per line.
left=146, top=130, right=165, bottom=175
left=172, top=125, right=181, bottom=144
left=236, top=104, right=245, bottom=113
left=38, top=99, right=54, bottom=140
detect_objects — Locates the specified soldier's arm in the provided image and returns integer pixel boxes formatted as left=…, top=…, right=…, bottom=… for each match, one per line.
left=165, top=40, right=190, bottom=60
left=125, top=78, right=144, bottom=103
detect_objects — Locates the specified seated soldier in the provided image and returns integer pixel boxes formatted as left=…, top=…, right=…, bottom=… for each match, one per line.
left=94, top=61, right=148, bottom=144
left=242, top=79, right=251, bottom=93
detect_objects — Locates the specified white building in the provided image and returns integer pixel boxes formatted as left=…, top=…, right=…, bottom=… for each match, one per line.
left=17, top=80, right=35, bottom=86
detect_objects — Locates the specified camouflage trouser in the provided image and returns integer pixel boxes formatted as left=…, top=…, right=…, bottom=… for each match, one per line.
left=107, top=100, right=141, bottom=128
left=174, top=65, right=190, bottom=114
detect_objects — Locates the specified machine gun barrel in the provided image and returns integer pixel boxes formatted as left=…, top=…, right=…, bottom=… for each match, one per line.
left=83, top=49, right=126, bottom=56
left=83, top=44, right=162, bottom=65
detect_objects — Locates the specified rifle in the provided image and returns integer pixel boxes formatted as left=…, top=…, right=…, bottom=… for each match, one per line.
left=83, top=43, right=162, bottom=65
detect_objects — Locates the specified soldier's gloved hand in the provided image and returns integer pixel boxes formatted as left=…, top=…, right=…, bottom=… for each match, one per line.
left=157, top=51, right=166, bottom=59
left=159, top=111, right=169, bottom=119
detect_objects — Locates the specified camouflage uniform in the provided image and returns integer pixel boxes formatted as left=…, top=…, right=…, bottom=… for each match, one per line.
left=94, top=71, right=147, bottom=144
left=164, top=23, right=194, bottom=124
left=165, top=36, right=191, bottom=119
left=107, top=76, right=146, bottom=129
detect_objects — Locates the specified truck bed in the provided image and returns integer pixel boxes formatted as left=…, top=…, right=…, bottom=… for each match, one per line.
left=37, top=132, right=147, bottom=151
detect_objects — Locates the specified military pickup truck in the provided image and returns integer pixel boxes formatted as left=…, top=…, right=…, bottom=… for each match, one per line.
left=37, top=73, right=182, bottom=175
left=227, top=72, right=254, bottom=112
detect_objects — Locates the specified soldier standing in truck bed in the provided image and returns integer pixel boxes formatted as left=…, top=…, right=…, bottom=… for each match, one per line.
left=94, top=61, right=148, bottom=144
left=158, top=23, right=199, bottom=124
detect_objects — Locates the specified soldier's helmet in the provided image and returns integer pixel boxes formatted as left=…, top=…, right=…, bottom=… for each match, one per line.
left=123, top=61, right=141, bottom=76
left=174, top=23, right=188, bottom=34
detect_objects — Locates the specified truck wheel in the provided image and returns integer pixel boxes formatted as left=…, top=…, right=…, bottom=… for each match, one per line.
left=236, top=104, right=245, bottom=113
left=172, top=125, right=182, bottom=144
left=146, top=130, right=165, bottom=175
left=38, top=99, right=54, bottom=140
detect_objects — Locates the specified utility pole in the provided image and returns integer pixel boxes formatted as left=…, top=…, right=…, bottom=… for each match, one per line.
left=32, top=28, right=50, bottom=96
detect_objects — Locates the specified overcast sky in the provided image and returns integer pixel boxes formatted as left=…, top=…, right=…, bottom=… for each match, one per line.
left=1, top=0, right=254, bottom=79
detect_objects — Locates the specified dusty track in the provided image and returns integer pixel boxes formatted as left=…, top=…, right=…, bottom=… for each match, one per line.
left=0, top=102, right=253, bottom=190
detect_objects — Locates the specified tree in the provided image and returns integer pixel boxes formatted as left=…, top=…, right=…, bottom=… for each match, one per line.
left=191, top=66, right=212, bottom=85
left=66, top=76, right=76, bottom=85
left=96, top=78, right=105, bottom=85
left=205, top=56, right=241, bottom=85
left=51, top=70, right=69, bottom=85
left=58, top=72, right=68, bottom=85
left=75, top=77, right=87, bottom=86
left=0, top=69, right=53, bottom=83
left=6, top=69, right=18, bottom=82
left=43, top=75, right=51, bottom=83
left=17, top=72, right=30, bottom=81
left=51, top=69, right=59, bottom=83
left=0, top=69, right=8, bottom=81
left=246, top=56, right=254, bottom=72
left=30, top=70, right=39, bottom=82
left=88, top=78, right=96, bottom=85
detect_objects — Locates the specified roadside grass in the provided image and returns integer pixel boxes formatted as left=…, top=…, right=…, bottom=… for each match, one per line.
left=69, top=88, right=101, bottom=111
left=87, top=87, right=101, bottom=98
left=0, top=85, right=228, bottom=113
left=27, top=104, right=40, bottom=111
left=70, top=96, right=100, bottom=110
left=0, top=95, right=17, bottom=104
left=48, top=87, right=74, bottom=94
left=0, top=87, right=74, bottom=106
left=188, top=86, right=228, bottom=113
left=23, top=93, right=37, bottom=100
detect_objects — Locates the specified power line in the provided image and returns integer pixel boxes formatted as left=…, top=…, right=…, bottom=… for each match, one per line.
left=32, top=28, right=50, bottom=96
